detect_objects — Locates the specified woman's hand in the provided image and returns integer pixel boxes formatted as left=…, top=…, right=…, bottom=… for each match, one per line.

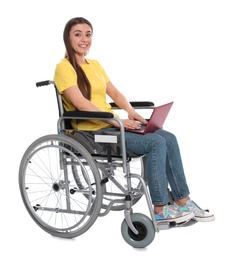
left=107, top=118, right=141, bottom=129
left=121, top=119, right=142, bottom=129
left=127, top=108, right=148, bottom=125
left=108, top=108, right=148, bottom=129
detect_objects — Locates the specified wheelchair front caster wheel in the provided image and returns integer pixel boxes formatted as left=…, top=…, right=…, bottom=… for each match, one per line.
left=121, top=213, right=155, bottom=248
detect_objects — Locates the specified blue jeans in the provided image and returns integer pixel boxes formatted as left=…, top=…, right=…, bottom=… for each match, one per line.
left=102, top=128, right=190, bottom=205
left=125, top=128, right=190, bottom=205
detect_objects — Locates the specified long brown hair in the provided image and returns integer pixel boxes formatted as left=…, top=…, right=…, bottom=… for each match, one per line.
left=63, top=17, right=93, bottom=100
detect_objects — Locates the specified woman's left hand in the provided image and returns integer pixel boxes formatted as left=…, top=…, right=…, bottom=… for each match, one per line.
left=127, top=109, right=148, bottom=125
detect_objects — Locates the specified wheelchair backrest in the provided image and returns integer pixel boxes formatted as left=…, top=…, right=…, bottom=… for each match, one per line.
left=36, top=80, right=73, bottom=130
left=54, top=85, right=65, bottom=118
left=54, top=84, right=74, bottom=130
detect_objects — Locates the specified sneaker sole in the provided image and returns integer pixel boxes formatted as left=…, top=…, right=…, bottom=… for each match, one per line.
left=156, top=212, right=194, bottom=224
left=193, top=215, right=215, bottom=222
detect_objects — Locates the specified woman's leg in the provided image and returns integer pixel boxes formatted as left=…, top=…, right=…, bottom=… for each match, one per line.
left=103, top=128, right=194, bottom=222
left=118, top=128, right=214, bottom=222
left=124, top=131, right=169, bottom=205
left=154, top=128, right=190, bottom=201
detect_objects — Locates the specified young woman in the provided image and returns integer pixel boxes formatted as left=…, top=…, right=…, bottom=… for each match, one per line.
left=54, top=17, right=215, bottom=223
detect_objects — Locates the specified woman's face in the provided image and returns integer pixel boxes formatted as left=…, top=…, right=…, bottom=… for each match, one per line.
left=69, top=23, right=93, bottom=56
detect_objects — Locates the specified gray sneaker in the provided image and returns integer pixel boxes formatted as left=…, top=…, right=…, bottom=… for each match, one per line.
left=175, top=199, right=215, bottom=222
left=155, top=204, right=194, bottom=223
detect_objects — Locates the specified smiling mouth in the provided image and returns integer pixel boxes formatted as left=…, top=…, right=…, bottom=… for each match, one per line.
left=79, top=44, right=87, bottom=48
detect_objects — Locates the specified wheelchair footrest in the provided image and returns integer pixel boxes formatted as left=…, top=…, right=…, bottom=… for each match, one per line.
left=157, top=218, right=197, bottom=230
left=175, top=219, right=197, bottom=227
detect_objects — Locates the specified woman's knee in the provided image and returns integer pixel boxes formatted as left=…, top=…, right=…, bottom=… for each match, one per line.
left=126, top=133, right=167, bottom=154
left=155, top=129, right=178, bottom=145
left=146, top=134, right=167, bottom=152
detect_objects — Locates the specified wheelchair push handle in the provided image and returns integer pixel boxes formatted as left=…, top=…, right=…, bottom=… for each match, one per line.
left=36, top=80, right=54, bottom=87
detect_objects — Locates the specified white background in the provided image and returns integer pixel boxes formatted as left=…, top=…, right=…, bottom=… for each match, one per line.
left=1, top=0, right=229, bottom=258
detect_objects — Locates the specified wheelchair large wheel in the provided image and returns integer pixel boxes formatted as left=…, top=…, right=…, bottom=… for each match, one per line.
left=121, top=213, right=155, bottom=248
left=19, top=134, right=103, bottom=239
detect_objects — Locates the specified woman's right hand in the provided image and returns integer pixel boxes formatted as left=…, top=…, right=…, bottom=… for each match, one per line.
left=121, top=119, right=142, bottom=129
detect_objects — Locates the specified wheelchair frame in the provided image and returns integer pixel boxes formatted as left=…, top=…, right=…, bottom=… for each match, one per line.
left=18, top=80, right=195, bottom=248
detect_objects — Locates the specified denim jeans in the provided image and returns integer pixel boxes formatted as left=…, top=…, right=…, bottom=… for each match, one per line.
left=102, top=128, right=190, bottom=205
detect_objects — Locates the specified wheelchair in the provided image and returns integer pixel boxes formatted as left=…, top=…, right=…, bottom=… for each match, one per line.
left=18, top=80, right=196, bottom=248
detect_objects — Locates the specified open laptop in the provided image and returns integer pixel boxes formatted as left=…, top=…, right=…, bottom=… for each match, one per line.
left=126, top=101, right=173, bottom=134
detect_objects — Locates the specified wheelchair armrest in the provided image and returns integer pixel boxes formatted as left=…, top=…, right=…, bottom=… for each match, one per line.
left=110, top=101, right=154, bottom=109
left=58, top=110, right=116, bottom=136
left=63, top=110, right=114, bottom=119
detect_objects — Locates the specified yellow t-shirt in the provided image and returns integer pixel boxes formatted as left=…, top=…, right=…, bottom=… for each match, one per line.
left=53, top=58, right=114, bottom=130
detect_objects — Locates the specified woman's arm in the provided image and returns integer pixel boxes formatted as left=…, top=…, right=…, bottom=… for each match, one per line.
left=106, top=81, right=133, bottom=112
left=63, top=84, right=122, bottom=128
left=63, top=83, right=147, bottom=129
left=106, top=81, right=148, bottom=125
left=64, top=85, right=101, bottom=112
